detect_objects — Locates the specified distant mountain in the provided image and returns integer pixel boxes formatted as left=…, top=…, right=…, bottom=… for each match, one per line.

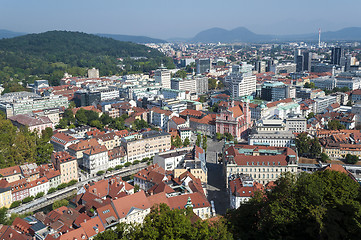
left=96, top=33, right=167, bottom=43
left=0, top=29, right=26, bottom=39
left=188, top=27, right=361, bottom=43
left=191, top=27, right=273, bottom=43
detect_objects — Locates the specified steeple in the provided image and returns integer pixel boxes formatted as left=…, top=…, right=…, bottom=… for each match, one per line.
left=185, top=197, right=193, bottom=208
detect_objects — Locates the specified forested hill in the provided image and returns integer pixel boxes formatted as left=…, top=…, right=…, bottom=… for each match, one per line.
left=0, top=30, right=174, bottom=87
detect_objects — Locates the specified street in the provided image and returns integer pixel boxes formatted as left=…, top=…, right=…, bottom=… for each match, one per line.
left=206, top=138, right=229, bottom=215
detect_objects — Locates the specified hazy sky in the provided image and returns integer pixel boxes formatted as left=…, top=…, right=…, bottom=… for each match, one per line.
left=0, top=0, right=359, bottom=39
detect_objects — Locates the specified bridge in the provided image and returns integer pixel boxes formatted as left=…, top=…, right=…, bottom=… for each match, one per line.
left=9, top=162, right=149, bottom=215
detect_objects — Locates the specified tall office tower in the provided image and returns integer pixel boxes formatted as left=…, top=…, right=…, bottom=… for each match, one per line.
left=255, top=61, right=266, bottom=73
left=296, top=55, right=304, bottom=72
left=154, top=65, right=171, bottom=88
left=295, top=50, right=312, bottom=72
left=266, top=59, right=274, bottom=72
left=226, top=62, right=256, bottom=98
left=294, top=49, right=301, bottom=63
left=196, top=58, right=211, bottom=74
left=303, top=51, right=312, bottom=72
left=331, top=47, right=344, bottom=65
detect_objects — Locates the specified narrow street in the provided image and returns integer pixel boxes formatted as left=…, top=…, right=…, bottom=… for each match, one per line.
left=206, top=138, right=229, bottom=215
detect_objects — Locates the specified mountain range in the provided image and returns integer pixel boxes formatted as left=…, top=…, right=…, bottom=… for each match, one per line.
left=189, top=27, right=361, bottom=43
left=2, top=27, right=361, bottom=43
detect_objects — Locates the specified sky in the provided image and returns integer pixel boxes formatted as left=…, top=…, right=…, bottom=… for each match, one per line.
left=0, top=0, right=360, bottom=39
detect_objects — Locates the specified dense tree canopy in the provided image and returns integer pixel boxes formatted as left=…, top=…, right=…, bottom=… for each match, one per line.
left=295, top=132, right=321, bottom=158
left=0, top=31, right=174, bottom=87
left=226, top=171, right=361, bottom=240
left=0, top=115, right=53, bottom=167
left=95, top=204, right=232, bottom=240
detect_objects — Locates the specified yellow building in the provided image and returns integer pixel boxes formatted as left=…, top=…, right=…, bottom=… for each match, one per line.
left=0, top=187, right=12, bottom=208
left=52, top=151, right=78, bottom=184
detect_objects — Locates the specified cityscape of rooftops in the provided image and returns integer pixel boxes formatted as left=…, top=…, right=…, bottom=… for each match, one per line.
left=0, top=0, right=361, bottom=239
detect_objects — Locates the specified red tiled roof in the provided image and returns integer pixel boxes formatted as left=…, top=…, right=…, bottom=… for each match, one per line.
left=68, top=138, right=100, bottom=152
left=83, top=145, right=107, bottom=155
left=112, top=191, right=151, bottom=219
left=171, top=116, right=186, bottom=125
left=180, top=109, right=204, bottom=118
left=80, top=216, right=105, bottom=238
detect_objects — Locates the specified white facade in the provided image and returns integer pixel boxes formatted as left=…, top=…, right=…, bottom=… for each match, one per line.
left=100, top=89, right=120, bottom=101
left=285, top=116, right=307, bottom=133
left=119, top=208, right=151, bottom=224
left=248, top=131, right=295, bottom=147
left=314, top=96, right=338, bottom=113
left=155, top=68, right=171, bottom=89
left=83, top=149, right=109, bottom=176
left=28, top=178, right=50, bottom=197
left=153, top=148, right=191, bottom=171
left=171, top=78, right=197, bottom=93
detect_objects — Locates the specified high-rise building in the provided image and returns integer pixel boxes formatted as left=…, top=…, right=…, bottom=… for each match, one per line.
left=226, top=63, right=256, bottom=98
left=196, top=58, right=211, bottom=74
left=255, top=61, right=266, bottom=73
left=303, top=51, right=312, bottom=72
left=295, top=49, right=311, bottom=72
left=331, top=47, right=344, bottom=65
left=194, top=75, right=208, bottom=94
left=296, top=55, right=304, bottom=72
left=154, top=65, right=171, bottom=88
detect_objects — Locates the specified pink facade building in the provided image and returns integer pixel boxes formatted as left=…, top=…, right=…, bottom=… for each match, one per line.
left=216, top=101, right=252, bottom=140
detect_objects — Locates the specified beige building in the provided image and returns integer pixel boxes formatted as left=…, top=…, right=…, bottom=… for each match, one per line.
left=0, top=166, right=22, bottom=183
left=67, top=138, right=100, bottom=160
left=52, top=151, right=78, bottom=184
left=122, top=131, right=171, bottom=162
left=94, top=132, right=121, bottom=150
left=223, top=143, right=298, bottom=186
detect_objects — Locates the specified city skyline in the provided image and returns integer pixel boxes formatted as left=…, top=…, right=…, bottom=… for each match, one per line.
left=1, top=0, right=360, bottom=39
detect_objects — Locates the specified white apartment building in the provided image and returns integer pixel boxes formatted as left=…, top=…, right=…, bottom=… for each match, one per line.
left=155, top=66, right=171, bottom=89
left=171, top=78, right=197, bottom=93
left=314, top=96, right=338, bottom=113
left=153, top=147, right=192, bottom=171
left=285, top=115, right=307, bottom=133
left=100, top=89, right=120, bottom=101
left=83, top=145, right=109, bottom=177
left=226, top=63, right=256, bottom=98
left=28, top=177, right=50, bottom=197
left=121, top=131, right=171, bottom=162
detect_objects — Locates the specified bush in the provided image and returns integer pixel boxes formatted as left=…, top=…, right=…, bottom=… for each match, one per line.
left=35, top=192, right=44, bottom=199
left=115, top=165, right=123, bottom=170
left=57, top=183, right=68, bottom=190
left=96, top=171, right=105, bottom=176
left=10, top=201, right=21, bottom=209
left=67, top=179, right=77, bottom=186
left=22, top=196, right=34, bottom=204
left=124, top=162, right=131, bottom=167
left=345, top=154, right=359, bottom=164
left=48, top=187, right=57, bottom=194
left=133, top=160, right=140, bottom=165
left=107, top=167, right=114, bottom=172
left=141, top=157, right=150, bottom=163
left=52, top=199, right=69, bottom=210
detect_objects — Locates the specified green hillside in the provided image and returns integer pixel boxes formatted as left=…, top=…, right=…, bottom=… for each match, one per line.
left=0, top=30, right=174, bottom=87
